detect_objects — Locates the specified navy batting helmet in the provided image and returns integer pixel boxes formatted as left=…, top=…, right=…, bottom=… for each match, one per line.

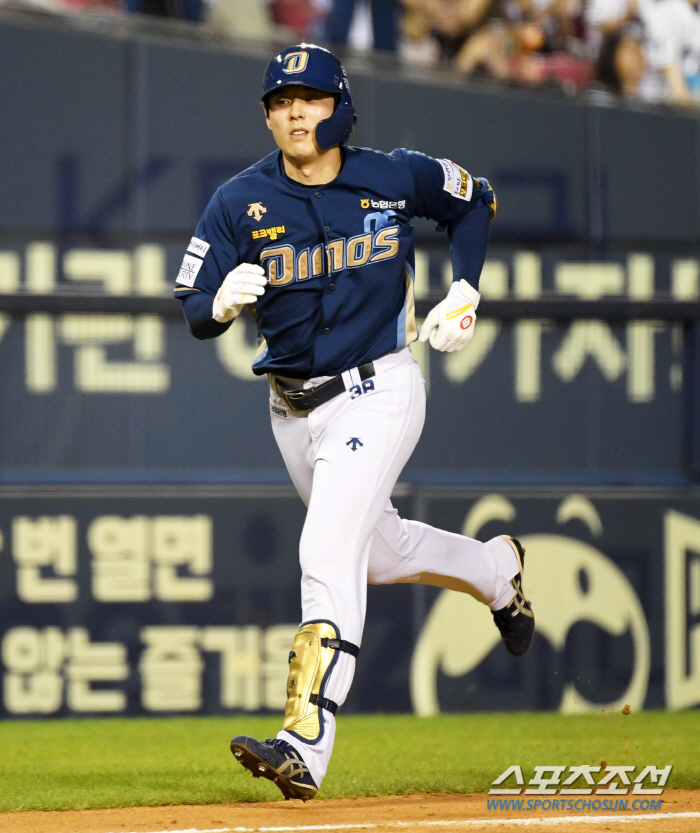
left=261, top=44, right=357, bottom=150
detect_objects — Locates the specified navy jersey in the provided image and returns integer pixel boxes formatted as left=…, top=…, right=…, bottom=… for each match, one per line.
left=175, top=146, right=491, bottom=379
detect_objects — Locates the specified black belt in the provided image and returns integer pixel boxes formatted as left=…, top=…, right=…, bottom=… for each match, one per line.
left=274, top=362, right=375, bottom=413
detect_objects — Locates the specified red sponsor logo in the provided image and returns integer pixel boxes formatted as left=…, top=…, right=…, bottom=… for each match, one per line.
left=460, top=314, right=474, bottom=330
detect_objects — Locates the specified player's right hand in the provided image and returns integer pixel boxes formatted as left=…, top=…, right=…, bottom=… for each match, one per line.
left=212, top=263, right=267, bottom=323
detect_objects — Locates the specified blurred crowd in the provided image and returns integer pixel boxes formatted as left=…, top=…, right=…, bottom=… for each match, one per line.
left=11, top=0, right=700, bottom=106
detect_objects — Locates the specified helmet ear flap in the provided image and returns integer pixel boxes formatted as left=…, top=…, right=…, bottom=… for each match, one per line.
left=315, top=102, right=357, bottom=151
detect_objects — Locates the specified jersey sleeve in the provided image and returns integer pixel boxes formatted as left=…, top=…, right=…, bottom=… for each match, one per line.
left=173, top=188, right=240, bottom=301
left=400, top=149, right=475, bottom=223
left=400, top=149, right=493, bottom=290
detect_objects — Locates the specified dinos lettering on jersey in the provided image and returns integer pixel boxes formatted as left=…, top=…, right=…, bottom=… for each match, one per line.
left=360, top=198, right=406, bottom=210
left=259, top=226, right=400, bottom=286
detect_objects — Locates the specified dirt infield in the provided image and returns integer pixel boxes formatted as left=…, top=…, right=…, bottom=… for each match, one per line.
left=2, top=791, right=700, bottom=833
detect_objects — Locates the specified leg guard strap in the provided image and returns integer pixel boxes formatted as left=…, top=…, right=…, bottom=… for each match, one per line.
left=309, top=693, right=338, bottom=714
left=321, top=637, right=360, bottom=658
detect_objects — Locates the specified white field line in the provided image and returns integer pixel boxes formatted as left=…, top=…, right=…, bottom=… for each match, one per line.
left=103, top=811, right=700, bottom=833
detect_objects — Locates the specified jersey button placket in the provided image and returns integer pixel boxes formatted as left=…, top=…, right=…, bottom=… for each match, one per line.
left=310, top=193, right=334, bottom=337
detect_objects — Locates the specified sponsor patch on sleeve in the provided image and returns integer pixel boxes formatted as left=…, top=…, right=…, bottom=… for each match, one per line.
left=439, top=159, right=473, bottom=202
left=187, top=236, right=210, bottom=257
left=176, top=254, right=204, bottom=287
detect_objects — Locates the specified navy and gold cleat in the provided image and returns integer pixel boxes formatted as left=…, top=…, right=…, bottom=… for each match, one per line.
left=230, top=735, right=318, bottom=801
left=492, top=536, right=535, bottom=657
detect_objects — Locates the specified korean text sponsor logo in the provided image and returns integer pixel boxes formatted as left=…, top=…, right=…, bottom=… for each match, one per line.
left=361, top=198, right=406, bottom=210
left=187, top=237, right=210, bottom=258
left=252, top=225, right=286, bottom=241
left=439, top=158, right=473, bottom=202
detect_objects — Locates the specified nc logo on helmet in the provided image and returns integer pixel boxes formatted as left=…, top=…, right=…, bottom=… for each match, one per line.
left=282, top=51, right=309, bottom=74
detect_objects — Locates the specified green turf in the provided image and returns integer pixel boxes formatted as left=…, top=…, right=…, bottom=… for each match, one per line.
left=0, top=712, right=698, bottom=811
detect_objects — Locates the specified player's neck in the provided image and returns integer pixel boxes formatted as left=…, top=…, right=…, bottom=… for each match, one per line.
left=281, top=147, right=342, bottom=186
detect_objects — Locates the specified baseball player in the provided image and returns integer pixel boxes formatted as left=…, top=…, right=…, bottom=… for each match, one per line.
left=175, top=44, right=534, bottom=802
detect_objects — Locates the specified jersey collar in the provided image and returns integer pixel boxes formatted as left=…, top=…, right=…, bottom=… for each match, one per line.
left=275, top=147, right=348, bottom=191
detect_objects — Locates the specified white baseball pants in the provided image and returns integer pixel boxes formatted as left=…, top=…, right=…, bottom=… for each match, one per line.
left=270, top=347, right=518, bottom=788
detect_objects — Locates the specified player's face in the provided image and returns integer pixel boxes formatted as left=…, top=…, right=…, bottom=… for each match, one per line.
left=265, top=86, right=336, bottom=162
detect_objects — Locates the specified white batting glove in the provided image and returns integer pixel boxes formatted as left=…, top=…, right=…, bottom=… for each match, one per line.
left=419, top=279, right=480, bottom=353
left=212, top=263, right=267, bottom=323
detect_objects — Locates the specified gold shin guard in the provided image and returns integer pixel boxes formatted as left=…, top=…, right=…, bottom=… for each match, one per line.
left=282, top=620, right=359, bottom=742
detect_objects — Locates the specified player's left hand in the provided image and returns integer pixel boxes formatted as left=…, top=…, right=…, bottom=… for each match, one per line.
left=419, top=279, right=480, bottom=352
